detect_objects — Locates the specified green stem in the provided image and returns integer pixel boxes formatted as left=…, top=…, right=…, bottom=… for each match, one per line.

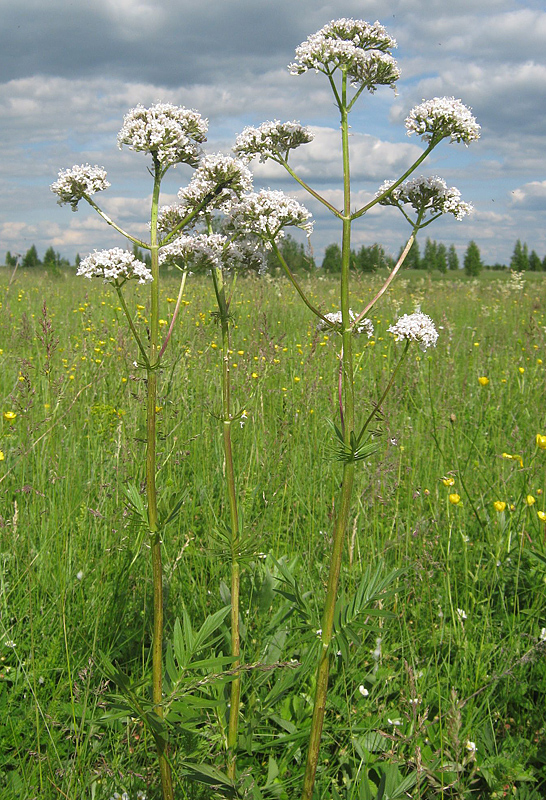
left=356, top=340, right=410, bottom=445
left=114, top=285, right=151, bottom=368
left=271, top=241, right=334, bottom=327
left=301, top=69, right=354, bottom=800
left=211, top=263, right=241, bottom=779
left=84, top=196, right=149, bottom=248
left=276, top=155, right=344, bottom=219
left=147, top=160, right=174, bottom=800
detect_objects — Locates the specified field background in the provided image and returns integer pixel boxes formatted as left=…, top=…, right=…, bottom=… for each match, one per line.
left=1, top=267, right=546, bottom=799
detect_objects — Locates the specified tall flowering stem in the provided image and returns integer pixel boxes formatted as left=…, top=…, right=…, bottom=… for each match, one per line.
left=234, top=18, right=478, bottom=798
left=210, top=260, right=242, bottom=779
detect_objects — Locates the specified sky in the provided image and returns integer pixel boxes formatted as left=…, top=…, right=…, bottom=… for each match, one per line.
left=1, top=0, right=545, bottom=267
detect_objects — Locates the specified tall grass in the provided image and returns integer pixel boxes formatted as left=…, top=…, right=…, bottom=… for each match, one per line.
left=1, top=268, right=546, bottom=799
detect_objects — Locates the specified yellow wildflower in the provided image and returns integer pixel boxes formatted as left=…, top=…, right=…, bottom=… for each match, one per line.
left=538, top=511, right=546, bottom=521
left=478, top=376, right=489, bottom=386
left=442, top=476, right=455, bottom=487
left=519, top=367, right=525, bottom=374
left=0, top=450, right=4, bottom=461
left=525, top=495, right=536, bottom=506
left=3, top=411, right=16, bottom=422
left=536, top=434, right=546, bottom=450
left=449, top=493, right=461, bottom=505
left=493, top=501, right=506, bottom=512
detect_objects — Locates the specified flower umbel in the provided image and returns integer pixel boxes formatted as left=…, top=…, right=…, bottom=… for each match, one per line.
left=377, top=175, right=473, bottom=222
left=388, top=312, right=439, bottom=351
left=405, top=97, right=480, bottom=145
left=77, top=248, right=153, bottom=285
left=177, top=154, right=253, bottom=213
left=317, top=310, right=374, bottom=337
left=117, top=103, right=208, bottom=169
left=233, top=120, right=314, bottom=164
left=289, top=18, right=400, bottom=92
left=51, top=164, right=110, bottom=210
left=229, top=189, right=313, bottom=244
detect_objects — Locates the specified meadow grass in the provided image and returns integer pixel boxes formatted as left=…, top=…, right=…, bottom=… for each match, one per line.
left=1, top=267, right=546, bottom=799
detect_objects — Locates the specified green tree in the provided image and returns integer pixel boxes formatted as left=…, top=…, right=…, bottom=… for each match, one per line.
left=447, top=244, right=459, bottom=271
left=464, top=240, right=483, bottom=276
left=436, top=242, right=447, bottom=273
left=354, top=243, right=390, bottom=272
left=423, top=237, right=438, bottom=271
left=4, top=251, right=18, bottom=267
left=510, top=239, right=529, bottom=271
left=529, top=250, right=541, bottom=272
left=22, top=244, right=41, bottom=268
left=75, top=253, right=81, bottom=269
left=321, top=242, right=342, bottom=273
left=399, top=238, right=421, bottom=269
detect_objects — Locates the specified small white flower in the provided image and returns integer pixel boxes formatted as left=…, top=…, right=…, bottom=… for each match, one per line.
left=178, top=153, right=253, bottom=213
left=405, top=97, right=480, bottom=145
left=540, top=627, right=546, bottom=641
left=289, top=18, right=399, bottom=92
left=77, top=248, right=153, bottom=285
left=377, top=175, right=473, bottom=221
left=465, top=739, right=477, bottom=754
left=239, top=410, right=248, bottom=428
left=159, top=233, right=227, bottom=271
left=229, top=189, right=313, bottom=244
left=233, top=120, right=314, bottom=163
left=388, top=718, right=402, bottom=726
left=4, top=640, right=16, bottom=648
left=358, top=685, right=369, bottom=697
left=76, top=570, right=83, bottom=581
left=117, top=103, right=208, bottom=168
left=457, top=608, right=467, bottom=621
left=317, top=310, right=374, bottom=337
left=388, top=311, right=439, bottom=351
left=409, top=697, right=419, bottom=705
left=316, top=628, right=323, bottom=637
left=372, top=637, right=382, bottom=660
left=51, top=164, right=110, bottom=210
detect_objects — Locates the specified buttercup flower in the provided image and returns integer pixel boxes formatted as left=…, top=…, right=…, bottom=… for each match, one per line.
left=494, top=501, right=506, bottom=512
left=388, top=311, right=439, bottom=351
left=502, top=452, right=523, bottom=468
left=442, top=476, right=455, bottom=487
left=536, top=434, right=546, bottom=450
left=77, top=248, right=153, bottom=285
left=51, top=164, right=110, bottom=210
left=0, top=450, right=4, bottom=461
left=449, top=493, right=461, bottom=505
left=377, top=176, right=473, bottom=221
left=233, top=120, right=314, bottom=163
left=289, top=18, right=400, bottom=92
left=117, top=103, right=208, bottom=169
left=478, top=376, right=489, bottom=386
left=317, top=310, right=374, bottom=337
left=538, top=511, right=546, bottom=521
left=525, top=494, right=536, bottom=506
left=3, top=411, right=16, bottom=422
left=405, top=97, right=480, bottom=145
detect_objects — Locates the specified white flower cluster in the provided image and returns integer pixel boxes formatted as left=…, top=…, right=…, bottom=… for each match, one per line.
left=159, top=233, right=227, bottom=271
left=51, top=164, right=110, bottom=210
left=117, top=103, right=208, bottom=168
left=233, top=120, right=314, bottom=163
left=77, top=248, right=153, bottom=285
left=229, top=189, right=313, bottom=244
left=388, top=311, right=439, bottom=351
left=317, top=309, right=374, bottom=337
left=289, top=18, right=400, bottom=91
left=157, top=203, right=191, bottom=237
left=178, top=153, right=253, bottom=211
left=405, top=97, right=480, bottom=145
left=377, top=176, right=473, bottom=221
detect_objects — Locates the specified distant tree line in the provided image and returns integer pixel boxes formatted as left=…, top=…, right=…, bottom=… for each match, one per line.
left=3, top=238, right=546, bottom=278
left=319, top=237, right=546, bottom=277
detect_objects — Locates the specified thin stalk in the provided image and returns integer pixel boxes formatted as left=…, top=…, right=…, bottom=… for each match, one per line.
left=301, top=69, right=355, bottom=800
left=114, top=284, right=151, bottom=367
left=157, top=269, right=188, bottom=360
left=211, top=264, right=241, bottom=779
left=84, top=196, right=149, bottom=248
left=355, top=340, right=410, bottom=444
left=271, top=241, right=334, bottom=328
left=147, top=161, right=174, bottom=800
left=276, top=155, right=345, bottom=219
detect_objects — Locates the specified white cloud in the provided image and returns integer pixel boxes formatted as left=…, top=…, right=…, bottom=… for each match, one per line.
left=510, top=181, right=546, bottom=209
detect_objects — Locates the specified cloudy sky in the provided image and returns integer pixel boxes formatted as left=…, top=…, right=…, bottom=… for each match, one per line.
left=1, top=0, right=545, bottom=266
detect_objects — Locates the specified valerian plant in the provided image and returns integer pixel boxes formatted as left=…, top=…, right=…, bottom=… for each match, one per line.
left=52, top=104, right=256, bottom=800
left=233, top=17, right=479, bottom=800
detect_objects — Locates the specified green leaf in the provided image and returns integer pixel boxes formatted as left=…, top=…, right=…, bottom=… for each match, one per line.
left=179, top=761, right=241, bottom=798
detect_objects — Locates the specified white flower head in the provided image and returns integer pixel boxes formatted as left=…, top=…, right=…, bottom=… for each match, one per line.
left=289, top=18, right=399, bottom=92
left=229, top=189, right=313, bottom=245
left=317, top=309, right=374, bottom=337
left=159, top=233, right=227, bottom=272
left=51, top=164, right=110, bottom=210
left=358, top=685, right=369, bottom=697
left=178, top=153, right=253, bottom=213
left=377, top=175, right=473, bottom=221
left=77, top=248, right=153, bottom=285
left=405, top=97, right=480, bottom=145
left=117, top=103, right=208, bottom=168
left=157, top=203, right=191, bottom=237
left=233, top=120, right=314, bottom=163
left=388, top=311, right=439, bottom=351
left=465, top=740, right=477, bottom=755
